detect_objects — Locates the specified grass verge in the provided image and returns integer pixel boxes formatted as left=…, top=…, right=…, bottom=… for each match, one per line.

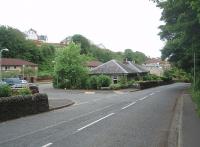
left=191, top=89, right=200, bottom=116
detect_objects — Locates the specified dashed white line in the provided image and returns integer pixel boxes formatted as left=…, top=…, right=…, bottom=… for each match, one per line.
left=74, top=101, right=89, bottom=106
left=77, top=113, right=115, bottom=132
left=42, top=142, right=52, bottom=147
left=121, top=102, right=136, bottom=110
left=149, top=92, right=154, bottom=96
left=139, top=96, right=148, bottom=101
left=0, top=104, right=114, bottom=145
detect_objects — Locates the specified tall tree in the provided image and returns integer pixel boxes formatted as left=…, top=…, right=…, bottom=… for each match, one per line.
left=0, top=25, right=40, bottom=63
left=71, top=34, right=90, bottom=54
left=53, top=42, right=88, bottom=88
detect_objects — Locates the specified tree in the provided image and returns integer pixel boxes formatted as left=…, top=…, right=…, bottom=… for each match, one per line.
left=53, top=42, right=88, bottom=89
left=124, top=49, right=147, bottom=64
left=151, top=0, right=200, bottom=90
left=38, top=44, right=55, bottom=73
left=71, top=34, right=90, bottom=54
left=0, top=25, right=41, bottom=63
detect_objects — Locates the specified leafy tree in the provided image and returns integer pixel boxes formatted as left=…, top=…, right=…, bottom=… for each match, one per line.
left=0, top=25, right=41, bottom=63
left=71, top=34, right=90, bottom=54
left=124, top=49, right=134, bottom=61
left=53, top=42, right=88, bottom=89
left=124, top=49, right=147, bottom=64
left=38, top=44, right=56, bottom=73
left=152, top=0, right=200, bottom=71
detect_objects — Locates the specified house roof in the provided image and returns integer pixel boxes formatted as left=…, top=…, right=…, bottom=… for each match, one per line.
left=90, top=59, right=148, bottom=75
left=87, top=61, right=102, bottom=67
left=125, top=61, right=149, bottom=73
left=0, top=58, right=37, bottom=66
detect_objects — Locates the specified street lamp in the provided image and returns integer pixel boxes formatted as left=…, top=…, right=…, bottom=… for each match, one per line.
left=0, top=48, right=9, bottom=81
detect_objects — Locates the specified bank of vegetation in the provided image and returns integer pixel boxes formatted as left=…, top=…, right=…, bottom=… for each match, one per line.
left=152, top=0, right=200, bottom=115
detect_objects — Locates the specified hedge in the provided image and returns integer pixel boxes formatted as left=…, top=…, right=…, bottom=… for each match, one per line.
left=138, top=80, right=174, bottom=89
left=0, top=93, right=49, bottom=122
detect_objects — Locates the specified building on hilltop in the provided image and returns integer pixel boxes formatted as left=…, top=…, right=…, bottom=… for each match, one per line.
left=24, top=28, right=48, bottom=42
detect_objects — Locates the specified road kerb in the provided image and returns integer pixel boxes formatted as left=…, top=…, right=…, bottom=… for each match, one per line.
left=167, top=93, right=184, bottom=147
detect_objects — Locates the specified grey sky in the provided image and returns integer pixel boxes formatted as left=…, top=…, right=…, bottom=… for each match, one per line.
left=0, top=0, right=164, bottom=57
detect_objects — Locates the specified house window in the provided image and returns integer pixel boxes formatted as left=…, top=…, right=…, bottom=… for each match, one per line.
left=5, top=66, right=10, bottom=70
left=14, top=66, right=16, bottom=69
left=113, top=76, right=118, bottom=84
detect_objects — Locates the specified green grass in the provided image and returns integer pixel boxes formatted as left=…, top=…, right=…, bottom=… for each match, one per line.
left=191, top=89, right=200, bottom=116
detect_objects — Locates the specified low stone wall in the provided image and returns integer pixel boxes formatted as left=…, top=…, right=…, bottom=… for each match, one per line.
left=0, top=93, right=49, bottom=122
left=138, top=80, right=174, bottom=89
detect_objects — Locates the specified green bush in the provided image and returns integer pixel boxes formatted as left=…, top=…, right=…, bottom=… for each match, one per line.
left=0, top=84, right=12, bottom=97
left=143, top=74, right=160, bottom=81
left=109, top=83, right=121, bottom=90
left=18, top=88, right=32, bottom=96
left=97, top=75, right=112, bottom=88
left=127, top=80, right=135, bottom=87
left=87, top=76, right=98, bottom=89
left=119, top=76, right=128, bottom=87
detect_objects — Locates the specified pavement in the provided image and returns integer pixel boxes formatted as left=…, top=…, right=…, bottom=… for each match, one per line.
left=48, top=99, right=75, bottom=110
left=182, top=92, right=200, bottom=147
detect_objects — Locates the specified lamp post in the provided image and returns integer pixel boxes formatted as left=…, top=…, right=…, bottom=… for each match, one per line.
left=0, top=48, right=9, bottom=81
left=52, top=61, right=58, bottom=88
left=22, top=64, right=25, bottom=80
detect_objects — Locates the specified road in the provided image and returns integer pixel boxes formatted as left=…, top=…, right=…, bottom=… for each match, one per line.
left=0, top=83, right=189, bottom=147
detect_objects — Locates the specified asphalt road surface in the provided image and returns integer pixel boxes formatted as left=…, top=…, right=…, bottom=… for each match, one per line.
left=0, top=83, right=189, bottom=147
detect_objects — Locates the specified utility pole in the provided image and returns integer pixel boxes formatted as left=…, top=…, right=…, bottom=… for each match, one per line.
left=194, top=51, right=196, bottom=87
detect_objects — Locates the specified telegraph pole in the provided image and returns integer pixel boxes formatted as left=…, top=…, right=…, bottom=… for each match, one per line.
left=194, top=51, right=196, bottom=86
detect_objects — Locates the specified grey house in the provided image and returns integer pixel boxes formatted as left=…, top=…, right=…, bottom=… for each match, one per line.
left=90, top=60, right=149, bottom=83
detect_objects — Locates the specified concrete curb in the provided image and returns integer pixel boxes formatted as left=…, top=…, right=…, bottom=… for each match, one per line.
left=49, top=101, right=75, bottom=111
left=168, top=92, right=184, bottom=147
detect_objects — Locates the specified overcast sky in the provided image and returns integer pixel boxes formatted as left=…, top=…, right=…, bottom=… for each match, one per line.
left=0, top=0, right=164, bottom=57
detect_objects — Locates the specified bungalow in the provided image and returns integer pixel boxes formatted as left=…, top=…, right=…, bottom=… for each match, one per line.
left=90, top=59, right=149, bottom=83
left=0, top=58, right=38, bottom=82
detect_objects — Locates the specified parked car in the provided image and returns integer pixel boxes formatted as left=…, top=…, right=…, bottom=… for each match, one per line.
left=21, top=79, right=28, bottom=84
left=3, top=78, right=39, bottom=94
left=0, top=80, right=7, bottom=85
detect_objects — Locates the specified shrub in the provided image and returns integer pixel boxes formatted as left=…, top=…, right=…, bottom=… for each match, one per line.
left=127, top=80, right=135, bottom=87
left=119, top=76, right=127, bottom=86
left=97, top=75, right=112, bottom=88
left=0, top=84, right=12, bottom=97
left=143, top=74, right=160, bottom=81
left=110, top=83, right=121, bottom=90
left=87, top=76, right=98, bottom=89
left=18, top=88, right=32, bottom=96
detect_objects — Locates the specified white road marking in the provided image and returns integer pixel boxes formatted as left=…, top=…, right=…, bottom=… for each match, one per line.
left=41, top=143, right=53, bottom=147
left=155, top=91, right=161, bottom=93
left=85, top=91, right=95, bottom=94
left=121, top=102, right=136, bottom=110
left=74, top=101, right=89, bottom=106
left=77, top=113, right=115, bottom=132
left=0, top=104, right=114, bottom=144
left=149, top=92, right=154, bottom=96
left=139, top=96, right=148, bottom=101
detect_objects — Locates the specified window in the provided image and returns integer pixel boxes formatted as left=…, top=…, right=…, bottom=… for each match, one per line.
left=113, top=76, right=118, bottom=84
